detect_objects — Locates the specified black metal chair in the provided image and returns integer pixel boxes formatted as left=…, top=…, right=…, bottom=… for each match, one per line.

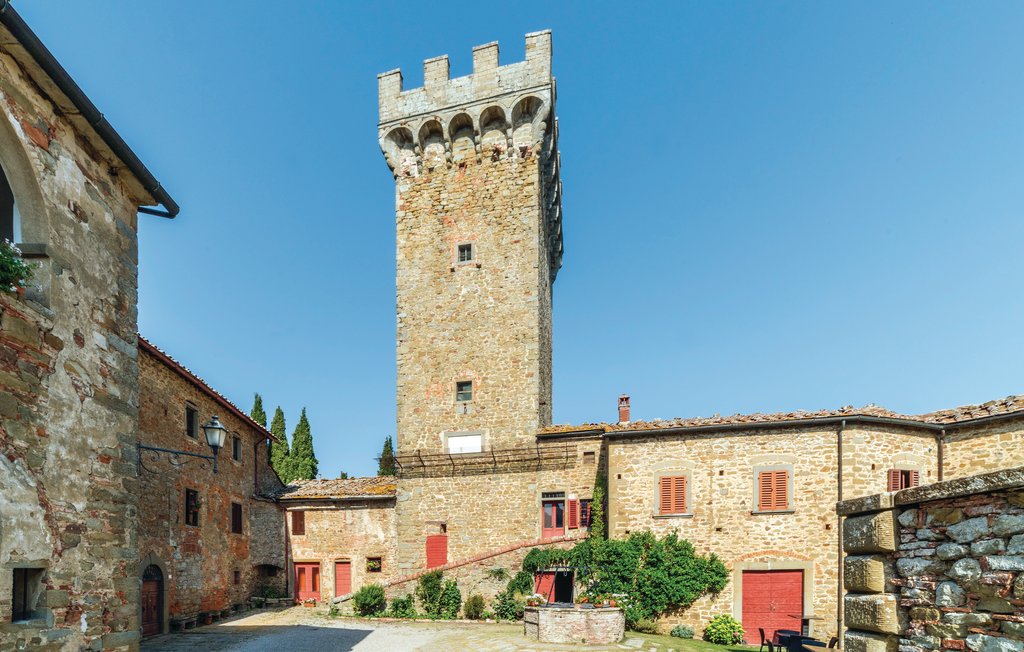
left=767, top=641, right=776, bottom=652
left=829, top=637, right=839, bottom=649
left=759, top=629, right=768, bottom=652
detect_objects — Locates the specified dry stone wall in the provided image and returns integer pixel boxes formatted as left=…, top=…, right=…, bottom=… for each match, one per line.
left=839, top=467, right=1024, bottom=652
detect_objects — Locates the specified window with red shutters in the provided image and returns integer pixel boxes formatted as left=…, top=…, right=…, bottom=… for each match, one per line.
left=292, top=510, right=305, bottom=536
left=658, top=475, right=688, bottom=515
left=567, top=498, right=579, bottom=529
left=757, top=470, right=790, bottom=511
left=888, top=469, right=920, bottom=491
left=426, top=534, right=447, bottom=569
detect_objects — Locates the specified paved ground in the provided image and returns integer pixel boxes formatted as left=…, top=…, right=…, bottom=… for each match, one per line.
left=140, top=606, right=666, bottom=652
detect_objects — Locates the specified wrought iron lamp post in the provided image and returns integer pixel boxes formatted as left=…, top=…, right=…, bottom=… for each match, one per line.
left=138, top=415, right=228, bottom=474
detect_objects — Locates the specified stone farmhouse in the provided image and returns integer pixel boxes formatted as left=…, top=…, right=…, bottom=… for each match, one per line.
left=1, top=8, right=1023, bottom=650
left=281, top=30, right=1024, bottom=642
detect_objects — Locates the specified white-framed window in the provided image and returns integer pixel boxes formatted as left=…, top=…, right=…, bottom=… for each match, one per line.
left=445, top=433, right=482, bottom=454
left=456, top=242, right=474, bottom=264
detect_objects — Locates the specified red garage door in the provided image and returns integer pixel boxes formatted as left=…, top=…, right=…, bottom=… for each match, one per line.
left=742, top=570, right=804, bottom=644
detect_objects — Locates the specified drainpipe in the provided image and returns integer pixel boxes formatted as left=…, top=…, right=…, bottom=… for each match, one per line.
left=937, top=429, right=945, bottom=482
left=836, top=419, right=845, bottom=644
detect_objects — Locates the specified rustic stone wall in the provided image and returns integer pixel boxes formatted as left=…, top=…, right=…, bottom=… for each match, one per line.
left=284, top=498, right=396, bottom=602
left=838, top=467, right=1024, bottom=652
left=943, top=421, right=1024, bottom=482
left=524, top=606, right=625, bottom=645
left=0, top=28, right=156, bottom=651
left=137, top=346, right=285, bottom=626
left=382, top=33, right=560, bottom=456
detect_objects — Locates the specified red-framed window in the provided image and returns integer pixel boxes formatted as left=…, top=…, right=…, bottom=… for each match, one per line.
left=887, top=469, right=920, bottom=491
left=757, top=470, right=790, bottom=511
left=659, top=475, right=688, bottom=515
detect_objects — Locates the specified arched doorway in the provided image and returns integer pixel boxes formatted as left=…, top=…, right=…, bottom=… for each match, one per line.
left=141, top=565, right=163, bottom=637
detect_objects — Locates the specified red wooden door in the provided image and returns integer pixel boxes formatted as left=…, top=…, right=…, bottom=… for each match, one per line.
left=334, top=561, right=352, bottom=597
left=294, top=563, right=321, bottom=602
left=534, top=571, right=556, bottom=601
left=742, top=570, right=804, bottom=644
left=141, top=579, right=161, bottom=636
left=426, top=534, right=447, bottom=569
left=542, top=500, right=564, bottom=538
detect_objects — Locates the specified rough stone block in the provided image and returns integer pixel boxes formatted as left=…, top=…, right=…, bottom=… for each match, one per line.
left=1015, top=574, right=1024, bottom=599
left=972, top=539, right=1006, bottom=556
left=847, top=556, right=891, bottom=593
left=901, top=509, right=921, bottom=527
left=929, top=509, right=965, bottom=526
left=947, top=518, right=992, bottom=544
left=948, top=558, right=982, bottom=582
left=993, top=515, right=1024, bottom=537
left=897, top=556, right=944, bottom=577
left=846, top=631, right=898, bottom=652
left=944, top=613, right=993, bottom=626
left=846, top=594, right=901, bottom=634
left=1008, top=535, right=1024, bottom=554
left=927, top=623, right=968, bottom=639
left=1001, top=622, right=1024, bottom=639
left=937, top=544, right=970, bottom=561
left=910, top=607, right=941, bottom=623
left=936, top=582, right=966, bottom=607
left=847, top=511, right=899, bottom=554
left=977, top=597, right=1014, bottom=614
left=965, top=634, right=1023, bottom=652
left=984, top=556, right=1024, bottom=571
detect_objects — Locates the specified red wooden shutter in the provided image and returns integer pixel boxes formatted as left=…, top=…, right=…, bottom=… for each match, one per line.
left=292, top=510, right=305, bottom=535
left=909, top=470, right=920, bottom=488
left=673, top=476, right=687, bottom=513
left=887, top=470, right=901, bottom=491
left=659, top=477, right=673, bottom=514
left=758, top=471, right=789, bottom=511
left=567, top=498, right=579, bottom=529
left=426, top=534, right=447, bottom=569
left=758, top=472, right=773, bottom=511
left=773, top=471, right=788, bottom=510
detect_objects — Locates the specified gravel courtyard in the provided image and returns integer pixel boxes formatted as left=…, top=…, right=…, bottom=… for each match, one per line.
left=140, top=607, right=668, bottom=652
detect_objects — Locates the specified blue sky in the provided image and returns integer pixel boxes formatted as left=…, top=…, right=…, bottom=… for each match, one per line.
left=19, top=2, right=1024, bottom=478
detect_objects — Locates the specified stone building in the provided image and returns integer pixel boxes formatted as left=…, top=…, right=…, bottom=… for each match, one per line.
left=360, top=30, right=1024, bottom=642
left=277, top=477, right=396, bottom=603
left=136, top=337, right=285, bottom=635
left=0, top=6, right=178, bottom=651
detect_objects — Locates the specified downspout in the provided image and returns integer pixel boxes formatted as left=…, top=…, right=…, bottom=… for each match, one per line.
left=836, top=419, right=845, bottom=643
left=937, top=429, right=945, bottom=482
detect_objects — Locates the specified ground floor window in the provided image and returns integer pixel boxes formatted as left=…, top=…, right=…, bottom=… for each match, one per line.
left=11, top=568, right=44, bottom=622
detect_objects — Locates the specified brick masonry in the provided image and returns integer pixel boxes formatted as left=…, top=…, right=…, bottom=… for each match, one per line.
left=838, top=467, right=1024, bottom=652
left=137, top=343, right=285, bottom=630
left=0, top=19, right=159, bottom=650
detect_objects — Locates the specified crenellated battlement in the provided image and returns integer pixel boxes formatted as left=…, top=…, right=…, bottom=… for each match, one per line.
left=377, top=31, right=557, bottom=177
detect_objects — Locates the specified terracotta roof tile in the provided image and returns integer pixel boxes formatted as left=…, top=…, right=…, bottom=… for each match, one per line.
left=539, top=394, right=1024, bottom=436
left=276, top=476, right=397, bottom=500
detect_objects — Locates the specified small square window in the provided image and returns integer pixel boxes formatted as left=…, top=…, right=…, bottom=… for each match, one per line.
left=455, top=381, right=473, bottom=402
left=185, top=405, right=198, bottom=439
left=185, top=489, right=200, bottom=527
left=582, top=451, right=596, bottom=465
left=457, top=243, right=474, bottom=263
left=232, top=435, right=242, bottom=462
left=11, top=568, right=44, bottom=622
left=366, top=557, right=382, bottom=573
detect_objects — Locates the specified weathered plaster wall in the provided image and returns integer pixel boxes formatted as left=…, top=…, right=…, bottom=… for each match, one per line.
left=137, top=347, right=285, bottom=626
left=0, top=32, right=150, bottom=651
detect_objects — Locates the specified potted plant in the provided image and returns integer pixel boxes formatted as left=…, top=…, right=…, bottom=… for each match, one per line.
left=0, top=240, right=34, bottom=298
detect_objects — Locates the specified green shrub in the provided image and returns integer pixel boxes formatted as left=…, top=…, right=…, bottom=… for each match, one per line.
left=439, top=580, right=461, bottom=619
left=671, top=624, right=695, bottom=639
left=703, top=614, right=745, bottom=645
left=506, top=570, right=534, bottom=596
left=415, top=570, right=444, bottom=617
left=327, top=603, right=340, bottom=618
left=352, top=584, right=387, bottom=617
left=494, top=570, right=533, bottom=621
left=388, top=594, right=416, bottom=618
left=463, top=593, right=485, bottom=620
left=631, top=619, right=660, bottom=634
left=256, top=584, right=283, bottom=599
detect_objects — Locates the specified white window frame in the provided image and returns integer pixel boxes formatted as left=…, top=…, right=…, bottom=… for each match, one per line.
left=444, top=432, right=483, bottom=454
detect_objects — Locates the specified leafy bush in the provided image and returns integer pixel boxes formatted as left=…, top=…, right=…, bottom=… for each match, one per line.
left=704, top=614, right=745, bottom=645
left=0, top=240, right=34, bottom=294
left=415, top=571, right=461, bottom=619
left=506, top=570, right=534, bottom=596
left=671, top=624, right=695, bottom=639
left=494, top=570, right=533, bottom=621
left=388, top=594, right=416, bottom=618
left=256, top=584, right=283, bottom=599
left=463, top=593, right=486, bottom=620
left=631, top=619, right=660, bottom=634
left=439, top=580, right=461, bottom=619
left=352, top=584, right=387, bottom=616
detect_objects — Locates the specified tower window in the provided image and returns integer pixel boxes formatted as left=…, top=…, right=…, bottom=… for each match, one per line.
left=185, top=405, right=198, bottom=439
left=232, top=435, right=242, bottom=461
left=185, top=489, right=200, bottom=526
left=457, top=243, right=474, bottom=263
left=455, top=381, right=473, bottom=402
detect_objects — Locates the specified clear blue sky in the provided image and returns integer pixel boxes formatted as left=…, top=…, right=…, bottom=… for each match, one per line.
left=19, top=2, right=1024, bottom=479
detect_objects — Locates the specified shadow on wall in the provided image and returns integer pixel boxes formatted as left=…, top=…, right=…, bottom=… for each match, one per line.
left=140, top=624, right=372, bottom=651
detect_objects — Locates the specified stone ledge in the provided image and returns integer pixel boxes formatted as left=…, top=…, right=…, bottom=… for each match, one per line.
left=839, top=467, right=1024, bottom=517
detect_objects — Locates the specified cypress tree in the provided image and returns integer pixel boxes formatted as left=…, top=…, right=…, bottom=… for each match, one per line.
left=269, top=406, right=292, bottom=483
left=289, top=408, right=318, bottom=481
left=378, top=436, right=397, bottom=476
left=250, top=393, right=267, bottom=428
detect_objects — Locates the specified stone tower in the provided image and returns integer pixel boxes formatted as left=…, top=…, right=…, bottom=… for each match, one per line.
left=379, top=31, right=563, bottom=456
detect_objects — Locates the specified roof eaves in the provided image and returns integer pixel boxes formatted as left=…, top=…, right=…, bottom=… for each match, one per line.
left=600, top=414, right=942, bottom=439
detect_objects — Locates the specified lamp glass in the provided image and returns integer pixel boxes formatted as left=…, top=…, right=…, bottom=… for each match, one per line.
left=203, top=415, right=227, bottom=450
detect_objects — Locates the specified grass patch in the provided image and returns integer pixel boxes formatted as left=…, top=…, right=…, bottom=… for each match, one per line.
left=626, top=631, right=757, bottom=652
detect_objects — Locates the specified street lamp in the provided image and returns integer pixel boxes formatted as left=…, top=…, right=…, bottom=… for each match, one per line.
left=137, top=414, right=228, bottom=474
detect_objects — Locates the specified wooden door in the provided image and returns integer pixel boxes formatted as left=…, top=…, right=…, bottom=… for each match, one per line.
left=741, top=570, right=804, bottom=644
left=334, top=561, right=352, bottom=598
left=534, top=571, right=556, bottom=601
left=426, top=534, right=447, bottom=569
left=542, top=500, right=564, bottom=539
left=141, top=579, right=161, bottom=636
left=294, top=562, right=321, bottom=602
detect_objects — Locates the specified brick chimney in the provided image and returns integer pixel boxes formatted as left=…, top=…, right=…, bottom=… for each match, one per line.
left=617, top=395, right=630, bottom=423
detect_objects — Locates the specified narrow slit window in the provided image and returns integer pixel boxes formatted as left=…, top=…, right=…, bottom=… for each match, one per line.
left=11, top=568, right=43, bottom=622
left=231, top=502, right=243, bottom=534
left=455, top=380, right=473, bottom=402
left=184, top=489, right=200, bottom=526
left=292, top=510, right=305, bottom=536
left=232, top=435, right=242, bottom=462
left=457, top=243, right=474, bottom=263
left=185, top=405, right=198, bottom=439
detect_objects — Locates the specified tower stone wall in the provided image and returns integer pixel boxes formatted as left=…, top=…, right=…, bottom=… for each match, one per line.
left=380, top=31, right=562, bottom=455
